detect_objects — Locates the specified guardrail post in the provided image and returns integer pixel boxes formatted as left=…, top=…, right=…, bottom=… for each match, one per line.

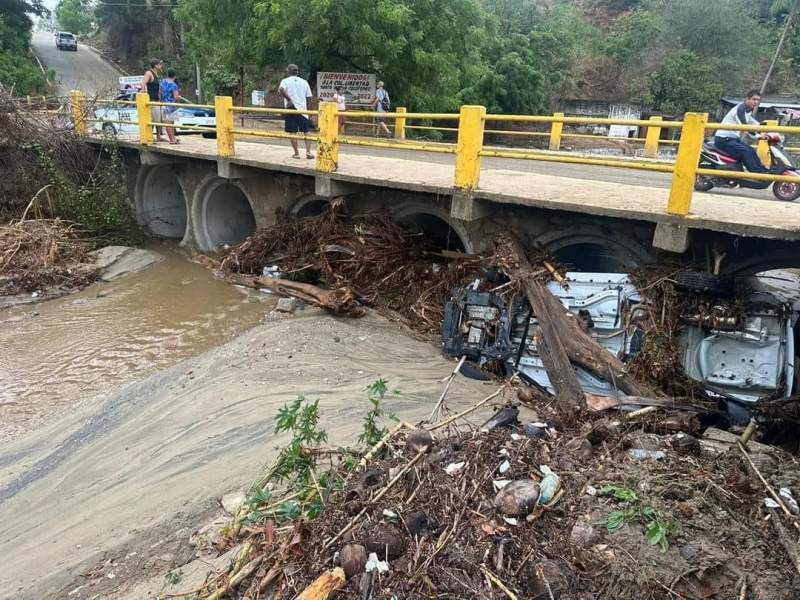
left=316, top=101, right=339, bottom=173
left=135, top=92, right=153, bottom=145
left=394, top=106, right=406, bottom=140
left=757, top=119, right=777, bottom=166
left=644, top=116, right=662, bottom=158
left=70, top=90, right=87, bottom=136
left=454, top=105, right=486, bottom=191
left=667, top=112, right=707, bottom=216
left=215, top=96, right=235, bottom=157
left=549, top=112, right=564, bottom=151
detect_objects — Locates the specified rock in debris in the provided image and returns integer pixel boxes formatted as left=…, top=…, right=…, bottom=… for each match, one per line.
left=403, top=511, right=438, bottom=537
left=220, top=491, right=246, bottom=515
left=527, top=559, right=570, bottom=599
left=622, top=432, right=663, bottom=451
left=406, top=429, right=434, bottom=454
left=583, top=418, right=621, bottom=445
left=565, top=437, right=593, bottom=461
left=339, top=543, right=368, bottom=579
left=276, top=297, right=299, bottom=313
left=569, top=522, right=599, bottom=548
left=480, top=406, right=520, bottom=432
left=494, top=479, right=541, bottom=517
left=363, top=526, right=406, bottom=561
left=672, top=433, right=701, bottom=455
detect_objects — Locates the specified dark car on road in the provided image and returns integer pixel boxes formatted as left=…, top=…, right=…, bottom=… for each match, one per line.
left=56, top=32, right=77, bottom=51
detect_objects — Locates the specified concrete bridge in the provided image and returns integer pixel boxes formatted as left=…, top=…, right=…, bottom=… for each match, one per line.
left=78, top=93, right=800, bottom=276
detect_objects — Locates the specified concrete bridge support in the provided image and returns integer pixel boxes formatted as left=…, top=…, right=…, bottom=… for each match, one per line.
left=124, top=149, right=800, bottom=277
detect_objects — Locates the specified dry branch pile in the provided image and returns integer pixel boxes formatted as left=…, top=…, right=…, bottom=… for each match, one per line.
left=0, top=220, right=97, bottom=296
left=173, top=398, right=800, bottom=600
left=217, top=205, right=484, bottom=332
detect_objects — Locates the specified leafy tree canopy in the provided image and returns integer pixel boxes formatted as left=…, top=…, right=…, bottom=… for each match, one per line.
left=55, top=0, right=94, bottom=36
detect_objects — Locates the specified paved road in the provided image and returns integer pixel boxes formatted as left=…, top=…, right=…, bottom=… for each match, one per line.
left=30, top=31, right=121, bottom=96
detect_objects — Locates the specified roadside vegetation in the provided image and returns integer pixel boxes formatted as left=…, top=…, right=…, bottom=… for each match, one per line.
left=0, top=0, right=52, bottom=96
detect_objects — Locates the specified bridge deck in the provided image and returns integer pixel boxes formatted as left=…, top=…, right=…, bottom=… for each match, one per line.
left=112, top=135, right=800, bottom=241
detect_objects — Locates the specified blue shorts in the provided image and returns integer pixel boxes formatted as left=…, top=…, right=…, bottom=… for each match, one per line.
left=285, top=114, right=310, bottom=134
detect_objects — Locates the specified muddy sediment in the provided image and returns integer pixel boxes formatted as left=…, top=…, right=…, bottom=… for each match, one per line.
left=0, top=305, right=490, bottom=598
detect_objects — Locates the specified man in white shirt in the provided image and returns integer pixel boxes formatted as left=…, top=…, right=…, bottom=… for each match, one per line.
left=714, top=89, right=769, bottom=173
left=279, top=64, right=314, bottom=159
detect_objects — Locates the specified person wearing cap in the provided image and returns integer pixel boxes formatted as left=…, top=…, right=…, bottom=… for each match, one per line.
left=278, top=64, right=314, bottom=159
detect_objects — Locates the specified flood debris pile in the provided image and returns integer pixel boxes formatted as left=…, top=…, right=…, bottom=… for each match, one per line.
left=173, top=395, right=800, bottom=600
left=215, top=204, right=483, bottom=330
left=0, top=219, right=98, bottom=297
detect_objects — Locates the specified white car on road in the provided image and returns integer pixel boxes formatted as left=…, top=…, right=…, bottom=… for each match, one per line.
left=93, top=92, right=216, bottom=137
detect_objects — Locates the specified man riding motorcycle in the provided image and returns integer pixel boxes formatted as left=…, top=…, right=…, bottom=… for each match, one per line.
left=714, top=89, right=778, bottom=173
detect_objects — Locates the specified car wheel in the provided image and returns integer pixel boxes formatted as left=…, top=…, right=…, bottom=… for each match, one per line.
left=674, top=271, right=735, bottom=297
left=202, top=132, right=217, bottom=139
left=102, top=123, right=116, bottom=135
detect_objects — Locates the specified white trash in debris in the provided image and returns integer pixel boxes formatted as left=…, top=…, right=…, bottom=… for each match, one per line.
left=780, top=488, right=800, bottom=514
left=765, top=497, right=780, bottom=509
left=502, top=517, right=518, bottom=526
left=382, top=509, right=399, bottom=519
left=493, top=480, right=511, bottom=491
left=365, top=552, right=390, bottom=574
left=444, top=462, right=466, bottom=476
left=499, top=460, right=511, bottom=474
left=585, top=485, right=598, bottom=497
left=261, top=265, right=282, bottom=279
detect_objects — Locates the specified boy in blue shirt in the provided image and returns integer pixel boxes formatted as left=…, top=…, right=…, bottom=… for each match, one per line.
left=159, top=68, right=182, bottom=144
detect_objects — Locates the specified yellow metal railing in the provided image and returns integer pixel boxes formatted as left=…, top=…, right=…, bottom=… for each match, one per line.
left=68, top=89, right=800, bottom=218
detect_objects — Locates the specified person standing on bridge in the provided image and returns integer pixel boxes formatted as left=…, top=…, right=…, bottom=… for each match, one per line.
left=371, top=81, right=391, bottom=137
left=714, top=89, right=775, bottom=173
left=278, top=64, right=314, bottom=159
left=159, top=68, right=182, bottom=145
left=333, top=86, right=347, bottom=134
left=142, top=59, right=164, bottom=143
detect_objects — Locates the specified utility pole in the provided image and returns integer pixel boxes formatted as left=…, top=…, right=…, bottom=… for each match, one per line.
left=761, top=0, right=800, bottom=95
left=196, top=62, right=202, bottom=103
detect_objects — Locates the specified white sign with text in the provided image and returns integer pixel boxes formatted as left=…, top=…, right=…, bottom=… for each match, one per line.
left=316, top=72, right=376, bottom=105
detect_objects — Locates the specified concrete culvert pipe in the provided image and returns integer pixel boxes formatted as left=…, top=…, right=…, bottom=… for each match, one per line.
left=396, top=212, right=467, bottom=253
left=138, top=166, right=188, bottom=239
left=202, top=182, right=257, bottom=250
left=292, top=197, right=330, bottom=218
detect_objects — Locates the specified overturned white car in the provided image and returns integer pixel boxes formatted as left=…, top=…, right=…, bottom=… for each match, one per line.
left=442, top=271, right=799, bottom=422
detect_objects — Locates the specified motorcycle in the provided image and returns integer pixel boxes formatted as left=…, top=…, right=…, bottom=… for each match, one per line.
left=694, top=132, right=800, bottom=201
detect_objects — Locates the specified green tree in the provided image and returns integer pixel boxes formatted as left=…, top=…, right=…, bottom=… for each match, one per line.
left=605, top=9, right=662, bottom=67
left=175, top=0, right=259, bottom=104
left=650, top=0, right=766, bottom=90
left=55, top=0, right=94, bottom=36
left=0, top=1, right=51, bottom=95
left=460, top=34, right=545, bottom=114
left=249, top=0, right=487, bottom=111
left=645, top=50, right=723, bottom=115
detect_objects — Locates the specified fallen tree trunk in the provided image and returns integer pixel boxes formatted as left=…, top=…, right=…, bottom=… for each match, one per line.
left=229, top=274, right=364, bottom=316
left=501, top=236, right=658, bottom=402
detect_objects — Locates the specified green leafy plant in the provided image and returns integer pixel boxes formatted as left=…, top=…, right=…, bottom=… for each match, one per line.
left=358, top=379, right=399, bottom=447
left=273, top=394, right=328, bottom=487
left=599, top=485, right=677, bottom=553
left=165, top=569, right=183, bottom=585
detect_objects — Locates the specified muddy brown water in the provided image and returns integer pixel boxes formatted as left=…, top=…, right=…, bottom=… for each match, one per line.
left=0, top=241, right=273, bottom=441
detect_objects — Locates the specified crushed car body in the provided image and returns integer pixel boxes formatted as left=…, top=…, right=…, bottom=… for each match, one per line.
left=442, top=272, right=797, bottom=420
